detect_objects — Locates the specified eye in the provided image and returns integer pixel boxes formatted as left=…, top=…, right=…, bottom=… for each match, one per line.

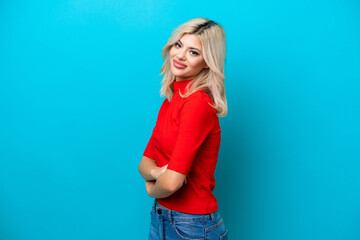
left=174, top=42, right=181, bottom=48
left=189, top=51, right=199, bottom=56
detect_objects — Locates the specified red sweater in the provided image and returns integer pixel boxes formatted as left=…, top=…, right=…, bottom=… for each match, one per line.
left=143, top=79, right=221, bottom=214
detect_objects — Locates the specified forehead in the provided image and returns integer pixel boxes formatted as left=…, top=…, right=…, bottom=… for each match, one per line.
left=178, top=33, right=202, bottom=49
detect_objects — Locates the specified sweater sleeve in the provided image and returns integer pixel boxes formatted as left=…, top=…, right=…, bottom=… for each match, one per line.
left=167, top=93, right=215, bottom=175
left=143, top=99, right=168, bottom=160
left=143, top=131, right=156, bottom=160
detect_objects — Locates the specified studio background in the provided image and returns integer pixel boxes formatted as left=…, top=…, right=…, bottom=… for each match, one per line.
left=1, top=0, right=359, bottom=239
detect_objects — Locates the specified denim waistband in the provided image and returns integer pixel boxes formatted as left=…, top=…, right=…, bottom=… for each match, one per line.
left=152, top=200, right=220, bottom=222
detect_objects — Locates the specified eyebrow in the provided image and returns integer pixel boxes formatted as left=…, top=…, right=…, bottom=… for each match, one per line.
left=178, top=40, right=202, bottom=52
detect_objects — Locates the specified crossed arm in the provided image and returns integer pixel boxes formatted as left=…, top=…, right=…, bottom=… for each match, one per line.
left=138, top=156, right=186, bottom=198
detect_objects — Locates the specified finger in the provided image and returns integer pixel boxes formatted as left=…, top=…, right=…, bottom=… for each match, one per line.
left=160, top=165, right=168, bottom=173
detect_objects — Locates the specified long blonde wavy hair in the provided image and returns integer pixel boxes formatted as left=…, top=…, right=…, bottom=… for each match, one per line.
left=159, top=18, right=228, bottom=117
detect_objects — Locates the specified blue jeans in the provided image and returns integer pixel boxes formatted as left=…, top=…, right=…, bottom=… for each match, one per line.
left=149, top=200, right=228, bottom=240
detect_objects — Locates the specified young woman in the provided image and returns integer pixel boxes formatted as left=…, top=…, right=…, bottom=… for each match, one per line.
left=138, top=18, right=228, bottom=240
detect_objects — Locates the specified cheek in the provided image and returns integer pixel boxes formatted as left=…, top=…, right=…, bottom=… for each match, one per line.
left=189, top=58, right=206, bottom=70
left=169, top=47, right=177, bottom=58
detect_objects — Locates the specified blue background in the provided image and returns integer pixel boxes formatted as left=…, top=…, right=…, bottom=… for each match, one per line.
left=1, top=0, right=359, bottom=239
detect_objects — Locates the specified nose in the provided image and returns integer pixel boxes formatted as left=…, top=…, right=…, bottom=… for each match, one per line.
left=176, top=49, right=186, bottom=61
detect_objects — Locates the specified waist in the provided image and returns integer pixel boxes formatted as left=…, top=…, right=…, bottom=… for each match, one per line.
left=152, top=200, right=222, bottom=222
left=157, top=201, right=171, bottom=210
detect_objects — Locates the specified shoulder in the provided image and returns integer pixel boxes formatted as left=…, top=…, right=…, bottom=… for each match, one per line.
left=182, top=90, right=216, bottom=114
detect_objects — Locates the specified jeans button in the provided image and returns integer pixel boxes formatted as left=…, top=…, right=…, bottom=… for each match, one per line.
left=157, top=209, right=162, bottom=214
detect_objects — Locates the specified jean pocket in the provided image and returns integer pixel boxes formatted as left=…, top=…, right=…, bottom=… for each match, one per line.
left=205, top=218, right=228, bottom=240
left=220, top=229, right=228, bottom=240
left=173, top=220, right=205, bottom=240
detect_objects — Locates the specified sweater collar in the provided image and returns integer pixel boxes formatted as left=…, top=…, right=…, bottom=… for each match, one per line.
left=172, top=79, right=193, bottom=93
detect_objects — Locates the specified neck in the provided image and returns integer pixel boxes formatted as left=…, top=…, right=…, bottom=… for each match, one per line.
left=175, top=76, right=193, bottom=82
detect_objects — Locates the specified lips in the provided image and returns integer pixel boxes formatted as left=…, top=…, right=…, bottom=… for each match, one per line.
left=173, top=59, right=187, bottom=69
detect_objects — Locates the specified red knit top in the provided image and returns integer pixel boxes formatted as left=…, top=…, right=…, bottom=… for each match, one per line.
left=143, top=79, right=221, bottom=214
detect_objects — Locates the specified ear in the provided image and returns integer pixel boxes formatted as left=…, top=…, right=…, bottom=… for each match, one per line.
left=204, top=62, right=210, bottom=69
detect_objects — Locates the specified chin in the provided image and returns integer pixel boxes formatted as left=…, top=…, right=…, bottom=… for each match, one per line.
left=171, top=69, right=186, bottom=78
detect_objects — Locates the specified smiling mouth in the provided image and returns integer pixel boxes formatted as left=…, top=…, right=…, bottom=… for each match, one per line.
left=173, top=59, right=187, bottom=69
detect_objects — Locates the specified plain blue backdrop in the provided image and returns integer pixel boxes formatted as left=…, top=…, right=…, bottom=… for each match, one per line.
left=1, top=0, right=360, bottom=239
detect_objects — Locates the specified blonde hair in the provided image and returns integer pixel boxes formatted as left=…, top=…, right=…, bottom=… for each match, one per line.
left=159, top=18, right=228, bottom=117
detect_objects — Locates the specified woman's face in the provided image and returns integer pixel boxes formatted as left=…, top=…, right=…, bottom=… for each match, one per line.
left=169, top=33, right=208, bottom=81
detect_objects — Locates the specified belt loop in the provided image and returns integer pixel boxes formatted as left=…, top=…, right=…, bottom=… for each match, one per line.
left=210, top=212, right=215, bottom=221
left=168, top=209, right=172, bottom=223
left=152, top=199, right=157, bottom=210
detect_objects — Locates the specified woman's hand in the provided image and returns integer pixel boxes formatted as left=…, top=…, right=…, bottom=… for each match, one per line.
left=151, top=164, right=168, bottom=179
